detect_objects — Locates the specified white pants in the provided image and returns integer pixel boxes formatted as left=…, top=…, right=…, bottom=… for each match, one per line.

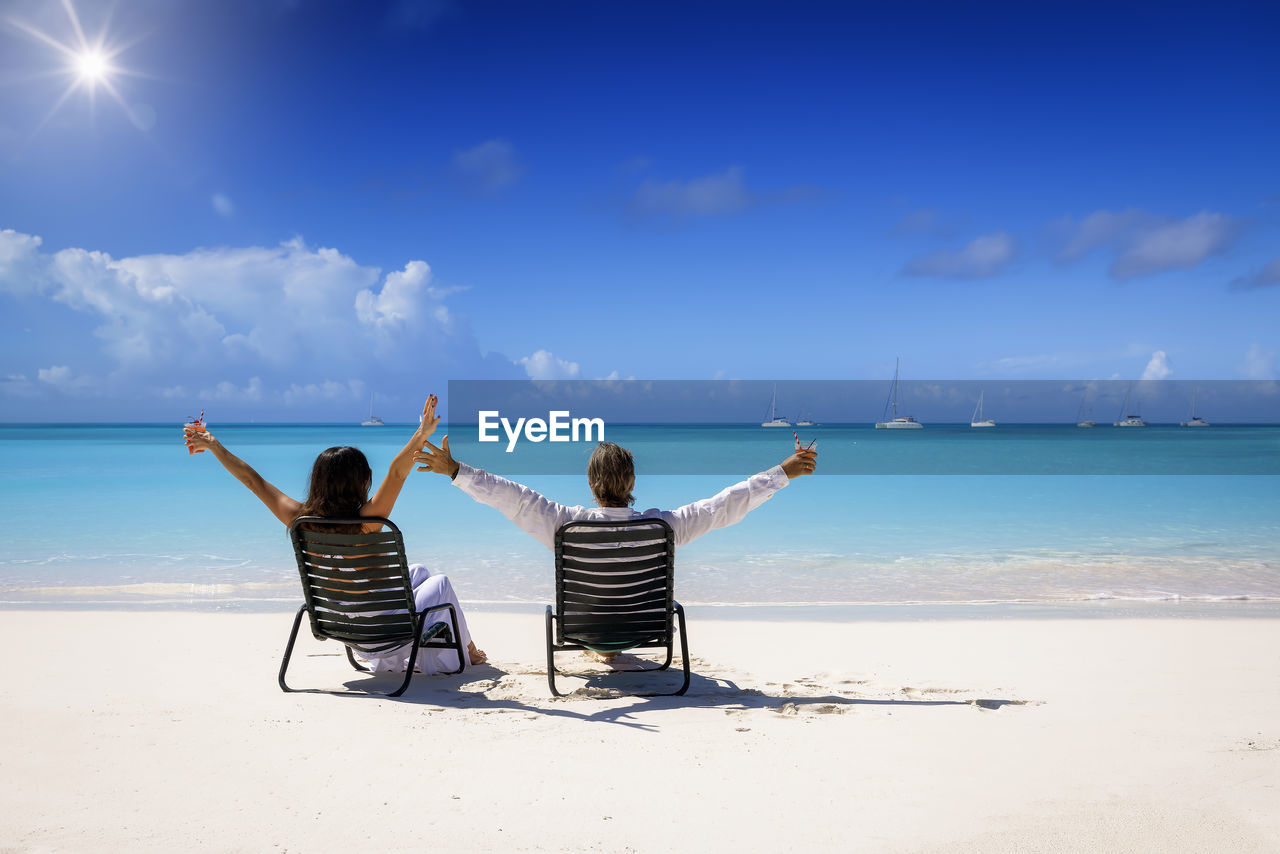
left=359, top=564, right=474, bottom=674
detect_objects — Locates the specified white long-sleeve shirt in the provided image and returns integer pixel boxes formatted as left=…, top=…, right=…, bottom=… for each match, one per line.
left=451, top=463, right=790, bottom=550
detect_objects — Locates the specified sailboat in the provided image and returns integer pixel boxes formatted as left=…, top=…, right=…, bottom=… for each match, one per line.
left=1180, top=387, right=1210, bottom=427
left=1075, top=390, right=1096, bottom=428
left=970, top=391, right=995, bottom=428
left=795, top=405, right=815, bottom=427
left=361, top=393, right=385, bottom=427
left=875, top=358, right=923, bottom=429
left=1113, top=383, right=1148, bottom=427
left=761, top=383, right=791, bottom=427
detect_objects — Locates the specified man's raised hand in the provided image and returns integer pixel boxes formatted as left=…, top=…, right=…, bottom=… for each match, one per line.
left=780, top=448, right=817, bottom=480
left=415, top=434, right=460, bottom=478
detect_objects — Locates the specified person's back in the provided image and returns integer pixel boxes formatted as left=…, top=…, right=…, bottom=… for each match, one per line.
left=185, top=395, right=486, bottom=670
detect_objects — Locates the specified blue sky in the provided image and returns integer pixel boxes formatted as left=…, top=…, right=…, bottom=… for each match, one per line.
left=1, top=0, right=1277, bottom=421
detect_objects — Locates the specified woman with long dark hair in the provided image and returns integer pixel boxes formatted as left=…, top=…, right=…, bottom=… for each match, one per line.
left=184, top=395, right=485, bottom=671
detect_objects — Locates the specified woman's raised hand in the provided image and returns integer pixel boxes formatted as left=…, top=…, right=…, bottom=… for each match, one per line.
left=413, top=394, right=441, bottom=446
left=183, top=425, right=219, bottom=455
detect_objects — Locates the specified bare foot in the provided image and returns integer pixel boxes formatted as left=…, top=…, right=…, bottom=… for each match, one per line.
left=467, top=642, right=487, bottom=665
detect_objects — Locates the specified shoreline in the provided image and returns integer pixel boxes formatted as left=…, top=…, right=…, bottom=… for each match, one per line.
left=3, top=598, right=1280, bottom=621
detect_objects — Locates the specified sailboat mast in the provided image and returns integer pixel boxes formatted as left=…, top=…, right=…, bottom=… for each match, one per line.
left=891, top=358, right=900, bottom=417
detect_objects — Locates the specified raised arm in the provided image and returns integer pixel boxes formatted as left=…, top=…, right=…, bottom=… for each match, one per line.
left=184, top=427, right=302, bottom=527
left=661, top=448, right=817, bottom=547
left=415, top=435, right=578, bottom=550
left=360, top=395, right=441, bottom=519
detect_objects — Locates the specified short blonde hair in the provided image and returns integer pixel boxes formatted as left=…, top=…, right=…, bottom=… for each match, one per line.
left=587, top=442, right=635, bottom=507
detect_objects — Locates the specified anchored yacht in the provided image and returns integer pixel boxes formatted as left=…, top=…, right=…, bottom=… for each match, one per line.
left=361, top=393, right=385, bottom=427
left=970, top=391, right=995, bottom=428
left=761, top=384, right=791, bottom=427
left=1113, top=383, right=1147, bottom=427
left=1181, top=388, right=1210, bottom=427
left=875, top=359, right=923, bottom=429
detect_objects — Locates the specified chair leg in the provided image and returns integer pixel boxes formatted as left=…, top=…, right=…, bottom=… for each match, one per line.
left=657, top=632, right=674, bottom=671
left=278, top=605, right=308, bottom=693
left=386, top=631, right=421, bottom=698
left=346, top=645, right=370, bottom=672
left=545, top=606, right=565, bottom=697
left=673, top=603, right=691, bottom=696
left=443, top=606, right=465, bottom=676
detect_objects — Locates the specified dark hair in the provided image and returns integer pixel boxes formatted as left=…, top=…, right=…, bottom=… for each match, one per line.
left=297, top=446, right=372, bottom=528
left=587, top=442, right=635, bottom=507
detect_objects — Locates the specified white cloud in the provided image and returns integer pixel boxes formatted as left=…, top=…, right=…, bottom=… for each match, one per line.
left=211, top=193, right=234, bottom=218
left=203, top=377, right=264, bottom=402
left=627, top=166, right=754, bottom=218
left=36, top=364, right=97, bottom=393
left=902, top=231, right=1016, bottom=279
left=452, top=139, right=523, bottom=193
left=518, top=349, right=581, bottom=380
left=0, top=228, right=45, bottom=292
left=356, top=260, right=433, bottom=332
left=281, top=379, right=364, bottom=405
left=1048, top=209, right=1243, bottom=280
left=37, top=365, right=73, bottom=385
left=1240, top=343, right=1276, bottom=380
left=1141, top=350, right=1171, bottom=381
left=0, top=228, right=514, bottom=415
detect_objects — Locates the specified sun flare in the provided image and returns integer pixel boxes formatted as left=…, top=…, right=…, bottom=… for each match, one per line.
left=75, top=50, right=110, bottom=84
left=5, top=0, right=144, bottom=131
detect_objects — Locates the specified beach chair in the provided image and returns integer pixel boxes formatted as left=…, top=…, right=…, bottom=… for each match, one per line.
left=545, top=518, right=690, bottom=697
left=278, top=516, right=465, bottom=697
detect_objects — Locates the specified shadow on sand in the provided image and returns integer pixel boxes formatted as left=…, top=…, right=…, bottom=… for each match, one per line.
left=286, top=650, right=1031, bottom=730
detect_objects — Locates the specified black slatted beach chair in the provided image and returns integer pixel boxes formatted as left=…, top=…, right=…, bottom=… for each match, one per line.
left=545, top=518, right=690, bottom=697
left=279, top=516, right=465, bottom=697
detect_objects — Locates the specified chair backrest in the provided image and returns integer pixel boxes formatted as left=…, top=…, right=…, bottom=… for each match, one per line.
left=289, top=516, right=418, bottom=654
left=554, top=518, right=676, bottom=651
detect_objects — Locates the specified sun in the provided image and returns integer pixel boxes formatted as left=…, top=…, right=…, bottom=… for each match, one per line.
left=75, top=49, right=111, bottom=85
left=4, top=0, right=145, bottom=131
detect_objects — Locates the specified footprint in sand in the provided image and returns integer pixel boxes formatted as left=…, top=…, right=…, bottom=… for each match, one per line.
left=562, top=686, right=624, bottom=700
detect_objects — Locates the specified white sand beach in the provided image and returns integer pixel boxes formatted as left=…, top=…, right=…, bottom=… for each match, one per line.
left=1, top=608, right=1278, bottom=852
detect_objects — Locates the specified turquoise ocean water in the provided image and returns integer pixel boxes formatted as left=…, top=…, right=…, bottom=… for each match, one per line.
left=1, top=423, right=1277, bottom=610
